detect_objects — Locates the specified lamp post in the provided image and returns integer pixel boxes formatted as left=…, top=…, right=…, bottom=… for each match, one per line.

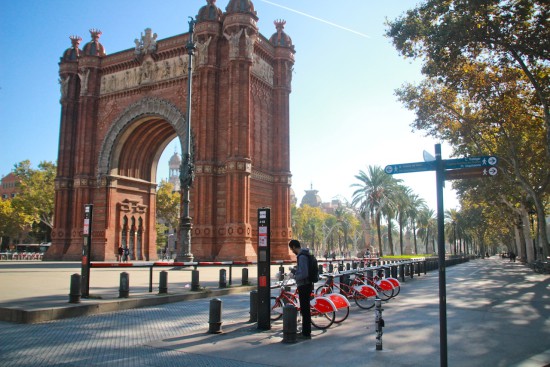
left=177, top=17, right=196, bottom=262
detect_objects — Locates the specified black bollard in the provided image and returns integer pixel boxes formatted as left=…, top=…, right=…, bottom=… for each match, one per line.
left=282, top=304, right=297, bottom=343
left=375, top=298, right=385, bottom=350
left=119, top=272, right=129, bottom=298
left=191, top=269, right=200, bottom=291
left=346, top=263, right=351, bottom=271
left=318, top=264, right=324, bottom=277
left=278, top=265, right=284, bottom=281
left=242, top=268, right=249, bottom=286
left=328, top=263, right=334, bottom=273
left=249, top=290, right=258, bottom=322
left=158, top=270, right=168, bottom=294
left=69, top=273, right=81, bottom=303
left=208, top=298, right=223, bottom=334
left=219, top=269, right=227, bottom=288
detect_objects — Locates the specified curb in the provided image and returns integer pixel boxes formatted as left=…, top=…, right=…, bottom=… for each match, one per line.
left=0, top=285, right=257, bottom=324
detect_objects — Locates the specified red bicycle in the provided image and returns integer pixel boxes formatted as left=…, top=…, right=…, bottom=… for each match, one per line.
left=316, top=273, right=379, bottom=310
left=270, top=274, right=344, bottom=329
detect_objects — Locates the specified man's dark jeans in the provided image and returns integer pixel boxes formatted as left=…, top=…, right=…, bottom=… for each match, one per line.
left=297, top=283, right=313, bottom=336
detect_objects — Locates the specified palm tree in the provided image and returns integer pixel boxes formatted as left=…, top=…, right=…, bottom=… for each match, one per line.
left=351, top=165, right=402, bottom=257
left=394, top=185, right=413, bottom=255
left=445, top=209, right=460, bottom=254
left=407, top=194, right=427, bottom=255
left=417, top=207, right=436, bottom=254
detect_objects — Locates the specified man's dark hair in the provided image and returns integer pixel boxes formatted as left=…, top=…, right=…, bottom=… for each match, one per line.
left=288, top=239, right=301, bottom=249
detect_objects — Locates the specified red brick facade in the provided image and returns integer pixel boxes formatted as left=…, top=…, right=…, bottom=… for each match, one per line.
left=47, top=0, right=294, bottom=261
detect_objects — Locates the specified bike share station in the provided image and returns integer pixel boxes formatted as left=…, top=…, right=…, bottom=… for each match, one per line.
left=257, top=207, right=271, bottom=330
left=385, top=144, right=498, bottom=367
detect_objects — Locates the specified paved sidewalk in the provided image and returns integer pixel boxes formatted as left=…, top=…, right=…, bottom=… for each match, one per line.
left=1, top=258, right=549, bottom=366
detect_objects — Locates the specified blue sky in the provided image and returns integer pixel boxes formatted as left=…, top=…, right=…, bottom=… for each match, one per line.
left=0, top=0, right=459, bottom=210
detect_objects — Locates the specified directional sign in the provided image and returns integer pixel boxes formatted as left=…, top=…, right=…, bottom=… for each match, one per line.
left=384, top=161, right=435, bottom=175
left=444, top=156, right=498, bottom=170
left=445, top=166, right=498, bottom=180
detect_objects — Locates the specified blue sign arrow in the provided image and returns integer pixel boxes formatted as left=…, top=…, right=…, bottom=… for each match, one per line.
left=384, top=161, right=436, bottom=174
left=444, top=156, right=498, bottom=169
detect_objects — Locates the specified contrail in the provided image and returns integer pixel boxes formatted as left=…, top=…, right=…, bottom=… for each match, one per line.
left=258, top=0, right=370, bottom=39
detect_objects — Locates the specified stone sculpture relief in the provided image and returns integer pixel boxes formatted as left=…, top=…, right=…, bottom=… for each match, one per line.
left=224, top=29, right=243, bottom=59
left=100, top=55, right=189, bottom=95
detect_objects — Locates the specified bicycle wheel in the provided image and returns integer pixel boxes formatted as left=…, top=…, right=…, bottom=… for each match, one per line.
left=334, top=306, right=349, bottom=323
left=354, top=291, right=376, bottom=309
left=310, top=310, right=335, bottom=329
left=315, top=285, right=331, bottom=296
left=377, top=285, right=393, bottom=301
left=270, top=296, right=283, bottom=321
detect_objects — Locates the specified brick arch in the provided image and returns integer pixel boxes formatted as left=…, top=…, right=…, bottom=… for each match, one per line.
left=97, top=97, right=187, bottom=179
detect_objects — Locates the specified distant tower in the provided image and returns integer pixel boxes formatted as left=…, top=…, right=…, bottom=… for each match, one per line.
left=301, top=184, right=322, bottom=208
left=168, top=149, right=181, bottom=192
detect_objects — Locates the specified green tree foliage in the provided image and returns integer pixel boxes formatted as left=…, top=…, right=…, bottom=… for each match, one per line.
left=156, top=180, right=180, bottom=230
left=12, top=160, right=56, bottom=230
left=293, top=204, right=328, bottom=255
left=0, top=199, right=34, bottom=248
left=351, top=165, right=403, bottom=257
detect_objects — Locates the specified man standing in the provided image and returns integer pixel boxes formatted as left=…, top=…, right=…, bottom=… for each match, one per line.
left=289, top=239, right=312, bottom=340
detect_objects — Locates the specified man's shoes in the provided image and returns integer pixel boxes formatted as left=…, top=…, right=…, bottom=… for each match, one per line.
left=297, top=334, right=311, bottom=340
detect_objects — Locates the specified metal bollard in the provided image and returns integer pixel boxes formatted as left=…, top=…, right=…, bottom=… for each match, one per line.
left=282, top=304, right=298, bottom=343
left=249, top=290, right=258, bottom=322
left=278, top=265, right=285, bottom=281
left=191, top=269, right=200, bottom=291
left=375, top=298, right=385, bottom=350
left=119, top=272, right=129, bottom=298
left=242, top=268, right=249, bottom=286
left=159, top=271, right=168, bottom=294
left=328, top=263, right=334, bottom=273
left=346, top=263, right=351, bottom=271
left=318, top=264, right=324, bottom=276
left=69, top=273, right=81, bottom=303
left=219, top=269, right=227, bottom=288
left=208, top=298, right=223, bottom=334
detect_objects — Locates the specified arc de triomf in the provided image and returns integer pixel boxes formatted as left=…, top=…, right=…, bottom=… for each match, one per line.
left=46, top=0, right=294, bottom=261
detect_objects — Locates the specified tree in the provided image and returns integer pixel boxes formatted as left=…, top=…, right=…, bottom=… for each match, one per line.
left=156, top=180, right=180, bottom=230
left=292, top=204, right=327, bottom=255
left=386, top=0, right=550, bottom=260
left=0, top=199, right=33, bottom=249
left=11, top=160, right=56, bottom=242
left=407, top=194, right=427, bottom=255
left=351, top=165, right=402, bottom=257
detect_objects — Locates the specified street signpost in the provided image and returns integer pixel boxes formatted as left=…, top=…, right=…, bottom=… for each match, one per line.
left=385, top=146, right=498, bottom=367
left=445, top=166, right=498, bottom=180
left=384, top=161, right=435, bottom=174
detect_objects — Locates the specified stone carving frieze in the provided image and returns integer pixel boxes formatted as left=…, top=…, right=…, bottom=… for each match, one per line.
left=252, top=57, right=273, bottom=86
left=100, top=55, right=190, bottom=95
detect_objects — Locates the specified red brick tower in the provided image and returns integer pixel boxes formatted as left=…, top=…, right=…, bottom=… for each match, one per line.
left=47, top=0, right=295, bottom=261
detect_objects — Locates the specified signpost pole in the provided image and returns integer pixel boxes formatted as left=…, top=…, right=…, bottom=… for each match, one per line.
left=435, top=144, right=448, bottom=367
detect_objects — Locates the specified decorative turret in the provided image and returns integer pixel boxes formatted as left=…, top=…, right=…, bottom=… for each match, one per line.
left=225, top=0, right=257, bottom=16
left=196, top=0, right=222, bottom=22
left=61, top=35, right=82, bottom=62
left=82, top=29, right=106, bottom=57
left=270, top=20, right=294, bottom=51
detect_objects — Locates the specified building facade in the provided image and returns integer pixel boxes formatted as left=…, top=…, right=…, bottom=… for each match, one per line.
left=47, top=0, right=295, bottom=261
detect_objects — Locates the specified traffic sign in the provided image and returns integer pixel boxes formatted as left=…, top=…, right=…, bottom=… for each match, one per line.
left=444, top=156, right=498, bottom=170
left=445, top=166, right=498, bottom=180
left=384, top=161, right=435, bottom=174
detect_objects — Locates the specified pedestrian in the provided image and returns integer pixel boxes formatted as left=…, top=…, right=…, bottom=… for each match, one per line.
left=509, top=251, right=516, bottom=262
left=117, top=246, right=123, bottom=262
left=123, top=247, right=129, bottom=262
left=288, top=239, right=312, bottom=340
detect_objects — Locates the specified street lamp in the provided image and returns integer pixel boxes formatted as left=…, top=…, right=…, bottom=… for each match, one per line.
left=177, top=17, right=196, bottom=262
